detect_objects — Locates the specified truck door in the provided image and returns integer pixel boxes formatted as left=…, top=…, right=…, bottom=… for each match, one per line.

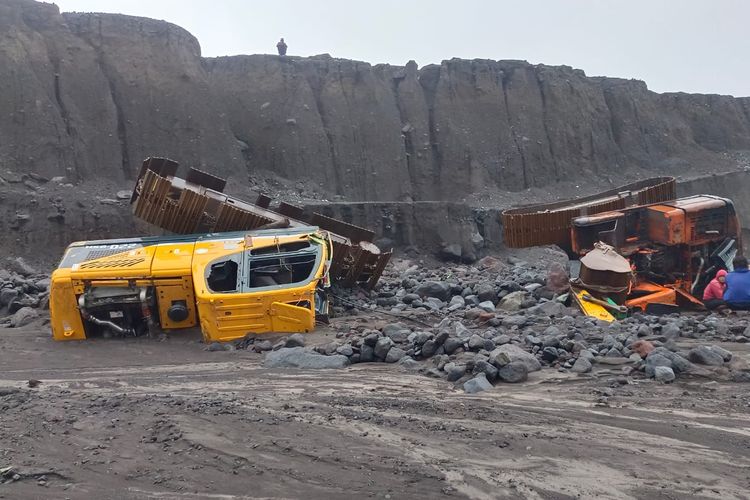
left=198, top=252, right=275, bottom=341
left=242, top=241, right=322, bottom=333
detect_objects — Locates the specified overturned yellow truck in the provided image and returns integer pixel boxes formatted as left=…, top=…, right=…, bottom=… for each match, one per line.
left=50, top=157, right=391, bottom=342
left=50, top=227, right=332, bottom=342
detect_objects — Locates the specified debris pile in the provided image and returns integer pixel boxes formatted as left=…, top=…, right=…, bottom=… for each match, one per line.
left=0, top=257, right=49, bottom=328
left=259, top=254, right=750, bottom=392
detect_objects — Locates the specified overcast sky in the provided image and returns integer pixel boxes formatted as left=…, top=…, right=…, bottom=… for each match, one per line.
left=53, top=0, right=749, bottom=97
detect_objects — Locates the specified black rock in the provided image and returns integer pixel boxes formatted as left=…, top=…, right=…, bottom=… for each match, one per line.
left=497, top=361, right=529, bottom=383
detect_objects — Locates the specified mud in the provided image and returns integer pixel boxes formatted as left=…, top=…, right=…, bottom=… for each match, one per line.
left=2, top=322, right=750, bottom=499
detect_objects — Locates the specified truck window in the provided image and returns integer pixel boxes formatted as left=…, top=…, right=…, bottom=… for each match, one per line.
left=247, top=250, right=318, bottom=289
left=207, top=260, right=238, bottom=292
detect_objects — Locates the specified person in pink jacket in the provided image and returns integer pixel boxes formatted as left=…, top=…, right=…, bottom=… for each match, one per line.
left=703, top=269, right=727, bottom=309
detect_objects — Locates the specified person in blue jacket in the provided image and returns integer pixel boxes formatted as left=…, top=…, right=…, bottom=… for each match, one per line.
left=724, top=256, right=750, bottom=309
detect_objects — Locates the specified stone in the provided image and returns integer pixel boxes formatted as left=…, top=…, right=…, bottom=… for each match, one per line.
left=448, top=295, right=466, bottom=311
left=661, top=323, right=681, bottom=339
left=384, top=326, right=410, bottom=343
left=571, top=357, right=592, bottom=373
left=687, top=346, right=725, bottom=366
left=497, top=361, right=529, bottom=383
left=434, top=330, right=450, bottom=345
left=421, top=339, right=438, bottom=357
left=477, top=301, right=496, bottom=313
left=650, top=347, right=693, bottom=374
left=206, top=342, right=227, bottom=352
left=425, top=297, right=446, bottom=310
left=415, top=281, right=451, bottom=302
left=442, top=337, right=463, bottom=354
left=488, top=350, right=511, bottom=368
left=489, top=344, right=541, bottom=372
left=336, top=344, right=354, bottom=357
left=412, top=331, right=432, bottom=346
left=654, top=366, right=676, bottom=383
left=468, top=334, right=485, bottom=350
left=360, top=344, right=375, bottom=363
left=708, top=345, right=733, bottom=362
left=285, top=333, right=306, bottom=348
left=473, top=360, right=499, bottom=382
left=0, top=288, right=19, bottom=307
left=475, top=284, right=496, bottom=303
left=492, top=334, right=511, bottom=345
left=446, top=364, right=467, bottom=382
left=265, top=347, right=350, bottom=369
left=402, top=293, right=420, bottom=304
left=374, top=337, right=394, bottom=359
left=254, top=340, right=274, bottom=352
left=645, top=353, right=673, bottom=377
left=541, top=346, right=559, bottom=362
left=10, top=307, right=37, bottom=327
left=502, top=315, right=527, bottom=328
left=498, top=291, right=525, bottom=312
left=398, top=356, right=420, bottom=370
left=463, top=373, right=493, bottom=394
left=385, top=347, right=407, bottom=363
left=364, top=332, right=380, bottom=346
left=630, top=340, right=654, bottom=357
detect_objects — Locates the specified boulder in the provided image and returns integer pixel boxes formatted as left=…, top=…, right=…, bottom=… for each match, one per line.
left=497, top=361, right=529, bottom=383
left=463, top=373, right=493, bottom=394
left=374, top=337, right=394, bottom=359
left=415, top=281, right=451, bottom=302
left=385, top=347, right=407, bottom=363
left=498, top=291, right=526, bottom=312
left=654, top=366, right=676, bottom=383
left=687, top=346, right=725, bottom=366
left=571, top=357, right=592, bottom=373
left=489, top=344, right=541, bottom=372
left=10, top=307, right=37, bottom=328
left=264, top=347, right=350, bottom=369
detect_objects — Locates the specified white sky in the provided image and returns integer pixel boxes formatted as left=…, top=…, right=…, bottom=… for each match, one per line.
left=52, top=0, right=750, bottom=97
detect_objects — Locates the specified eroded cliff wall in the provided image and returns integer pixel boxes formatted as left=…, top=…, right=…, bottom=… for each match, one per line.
left=2, top=0, right=750, bottom=203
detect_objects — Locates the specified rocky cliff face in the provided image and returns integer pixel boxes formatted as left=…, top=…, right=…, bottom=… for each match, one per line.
left=3, top=0, right=750, bottom=203
left=4, top=0, right=750, bottom=267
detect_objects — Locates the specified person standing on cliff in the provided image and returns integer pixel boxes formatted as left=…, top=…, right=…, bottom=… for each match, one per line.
left=277, top=38, right=287, bottom=56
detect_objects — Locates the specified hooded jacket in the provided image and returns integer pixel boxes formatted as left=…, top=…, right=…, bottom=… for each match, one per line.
left=703, top=269, right=727, bottom=301
left=724, top=268, right=750, bottom=303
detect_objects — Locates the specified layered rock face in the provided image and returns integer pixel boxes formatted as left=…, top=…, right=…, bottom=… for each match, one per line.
left=3, top=0, right=750, bottom=203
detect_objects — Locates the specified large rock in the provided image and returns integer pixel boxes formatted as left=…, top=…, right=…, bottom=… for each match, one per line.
left=654, top=366, right=676, bottom=383
left=497, top=361, right=529, bottom=383
left=463, top=373, right=493, bottom=394
left=374, top=337, right=395, bottom=360
left=9, top=307, right=38, bottom=328
left=489, top=344, right=541, bottom=372
left=0, top=288, right=19, bottom=307
left=687, top=346, right=725, bottom=366
left=498, top=291, right=526, bottom=312
left=264, top=347, right=350, bottom=369
left=385, top=347, right=407, bottom=363
left=415, top=281, right=451, bottom=302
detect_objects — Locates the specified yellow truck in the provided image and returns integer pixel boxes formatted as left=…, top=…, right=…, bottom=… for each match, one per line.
left=50, top=226, right=331, bottom=342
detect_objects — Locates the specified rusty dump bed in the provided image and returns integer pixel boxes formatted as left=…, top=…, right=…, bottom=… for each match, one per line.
left=130, top=157, right=390, bottom=289
left=501, top=177, right=676, bottom=250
